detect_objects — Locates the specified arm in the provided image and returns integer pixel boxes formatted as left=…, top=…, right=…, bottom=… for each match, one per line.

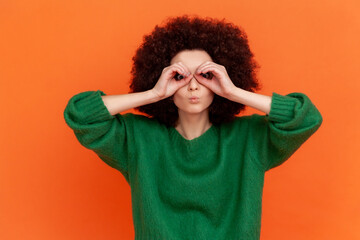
left=63, top=62, right=195, bottom=180
left=226, top=87, right=272, bottom=115
left=192, top=61, right=322, bottom=171
left=101, top=89, right=161, bottom=115
left=101, top=60, right=198, bottom=115
left=63, top=90, right=159, bottom=181
left=246, top=92, right=323, bottom=171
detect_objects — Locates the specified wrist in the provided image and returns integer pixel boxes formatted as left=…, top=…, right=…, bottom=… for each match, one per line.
left=149, top=89, right=163, bottom=102
left=226, top=86, right=240, bottom=101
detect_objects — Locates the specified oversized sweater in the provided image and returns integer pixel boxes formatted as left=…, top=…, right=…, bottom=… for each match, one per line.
left=63, top=90, right=323, bottom=240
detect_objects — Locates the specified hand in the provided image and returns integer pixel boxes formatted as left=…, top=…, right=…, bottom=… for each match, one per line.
left=152, top=62, right=193, bottom=100
left=194, top=61, right=237, bottom=98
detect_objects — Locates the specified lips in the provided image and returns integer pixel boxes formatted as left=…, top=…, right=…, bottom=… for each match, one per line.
left=189, top=96, right=199, bottom=100
left=189, top=96, right=200, bottom=103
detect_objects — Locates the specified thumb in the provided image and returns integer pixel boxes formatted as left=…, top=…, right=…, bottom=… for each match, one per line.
left=195, top=74, right=211, bottom=87
left=175, top=74, right=192, bottom=87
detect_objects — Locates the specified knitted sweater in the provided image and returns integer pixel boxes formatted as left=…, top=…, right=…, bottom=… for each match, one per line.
left=63, top=90, right=323, bottom=240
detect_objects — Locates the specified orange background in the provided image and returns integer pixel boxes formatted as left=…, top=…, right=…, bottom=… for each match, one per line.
left=1, top=0, right=359, bottom=239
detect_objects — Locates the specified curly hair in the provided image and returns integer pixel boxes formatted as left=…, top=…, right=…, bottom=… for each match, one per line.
left=129, top=14, right=261, bottom=128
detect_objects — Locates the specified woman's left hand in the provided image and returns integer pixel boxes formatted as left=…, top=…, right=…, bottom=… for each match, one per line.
left=194, top=61, right=237, bottom=99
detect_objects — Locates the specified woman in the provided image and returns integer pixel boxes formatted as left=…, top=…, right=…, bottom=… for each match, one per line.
left=64, top=15, right=323, bottom=240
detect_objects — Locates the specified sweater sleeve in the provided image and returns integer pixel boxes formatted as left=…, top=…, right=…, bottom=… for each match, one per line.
left=63, top=90, right=131, bottom=182
left=248, top=92, right=323, bottom=172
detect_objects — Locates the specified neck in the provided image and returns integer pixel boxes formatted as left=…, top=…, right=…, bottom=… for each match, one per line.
left=175, top=110, right=212, bottom=140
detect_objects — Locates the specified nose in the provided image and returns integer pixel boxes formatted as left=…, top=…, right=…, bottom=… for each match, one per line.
left=188, top=76, right=199, bottom=91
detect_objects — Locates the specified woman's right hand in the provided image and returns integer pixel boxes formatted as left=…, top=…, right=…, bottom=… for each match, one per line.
left=151, top=62, right=193, bottom=100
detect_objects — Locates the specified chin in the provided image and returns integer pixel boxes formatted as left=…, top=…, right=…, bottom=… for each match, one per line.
left=179, top=107, right=210, bottom=115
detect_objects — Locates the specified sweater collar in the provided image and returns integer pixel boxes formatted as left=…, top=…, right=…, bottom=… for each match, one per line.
left=169, top=123, right=218, bottom=147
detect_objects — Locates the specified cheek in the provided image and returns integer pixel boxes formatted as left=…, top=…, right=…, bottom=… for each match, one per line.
left=173, top=91, right=186, bottom=107
left=206, top=91, right=215, bottom=103
left=173, top=89, right=186, bottom=100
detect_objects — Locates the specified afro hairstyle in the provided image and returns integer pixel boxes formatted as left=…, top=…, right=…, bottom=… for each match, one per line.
left=129, top=14, right=261, bottom=128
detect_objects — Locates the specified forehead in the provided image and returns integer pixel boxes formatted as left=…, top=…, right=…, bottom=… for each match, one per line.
left=170, top=49, right=213, bottom=68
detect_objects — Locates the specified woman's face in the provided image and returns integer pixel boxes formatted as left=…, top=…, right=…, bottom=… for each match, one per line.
left=170, top=49, right=215, bottom=116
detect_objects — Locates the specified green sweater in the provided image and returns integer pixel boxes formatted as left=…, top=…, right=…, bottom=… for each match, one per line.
left=63, top=90, right=323, bottom=240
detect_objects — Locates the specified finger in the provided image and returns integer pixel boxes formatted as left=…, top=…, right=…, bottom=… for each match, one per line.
left=172, top=69, right=192, bottom=82
left=176, top=62, right=191, bottom=75
left=167, top=65, right=188, bottom=77
left=200, top=66, right=223, bottom=73
left=196, top=66, right=219, bottom=75
left=195, top=61, right=215, bottom=73
left=172, top=62, right=190, bottom=76
left=173, top=63, right=188, bottom=75
left=196, top=66, right=222, bottom=77
left=194, top=76, right=212, bottom=90
left=174, top=74, right=192, bottom=87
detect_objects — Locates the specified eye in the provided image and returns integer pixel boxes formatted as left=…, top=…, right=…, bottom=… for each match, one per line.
left=174, top=72, right=185, bottom=81
left=200, top=72, right=213, bottom=79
